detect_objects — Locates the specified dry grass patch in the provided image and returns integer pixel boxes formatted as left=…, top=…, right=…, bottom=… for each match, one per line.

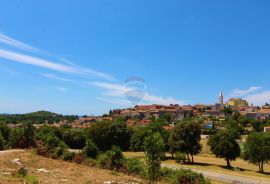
left=0, top=149, right=143, bottom=184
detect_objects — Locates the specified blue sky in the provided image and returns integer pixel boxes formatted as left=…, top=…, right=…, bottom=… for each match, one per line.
left=0, top=0, right=270, bottom=115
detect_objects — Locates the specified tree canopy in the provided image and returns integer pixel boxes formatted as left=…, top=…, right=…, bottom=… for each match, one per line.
left=244, top=132, right=270, bottom=173
left=208, top=130, right=240, bottom=167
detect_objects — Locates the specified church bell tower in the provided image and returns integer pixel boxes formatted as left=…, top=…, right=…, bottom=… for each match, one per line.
left=219, top=92, right=224, bottom=105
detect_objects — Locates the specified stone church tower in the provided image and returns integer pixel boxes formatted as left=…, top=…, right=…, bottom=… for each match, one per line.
left=219, top=92, right=224, bottom=105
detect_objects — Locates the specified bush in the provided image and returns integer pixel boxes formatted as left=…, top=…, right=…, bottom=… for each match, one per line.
left=160, top=167, right=178, bottom=180
left=125, top=158, right=144, bottom=175
left=62, top=151, right=75, bottom=161
left=0, top=132, right=5, bottom=150
left=36, top=143, right=49, bottom=157
left=45, top=133, right=60, bottom=149
left=82, top=139, right=99, bottom=158
left=26, top=175, right=39, bottom=184
left=97, top=146, right=124, bottom=170
left=171, top=169, right=210, bottom=184
left=52, top=141, right=68, bottom=159
left=85, top=158, right=97, bottom=167
left=74, top=154, right=84, bottom=164
left=175, top=152, right=186, bottom=164
left=17, top=166, right=28, bottom=177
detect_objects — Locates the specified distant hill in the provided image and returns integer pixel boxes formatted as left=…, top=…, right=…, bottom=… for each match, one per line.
left=0, top=110, right=78, bottom=124
left=26, top=110, right=60, bottom=117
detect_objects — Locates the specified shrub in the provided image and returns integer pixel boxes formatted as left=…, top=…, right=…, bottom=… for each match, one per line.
left=9, top=122, right=36, bottom=149
left=82, top=139, right=99, bottom=158
left=0, top=132, right=5, bottom=150
left=52, top=141, right=68, bottom=159
left=97, top=146, right=124, bottom=170
left=171, top=169, right=210, bottom=184
left=97, top=153, right=109, bottom=168
left=74, top=154, right=84, bottom=164
left=26, top=175, right=39, bottom=184
left=17, top=166, right=28, bottom=177
left=45, top=133, right=60, bottom=149
left=62, top=151, right=75, bottom=161
left=175, top=152, right=186, bottom=164
left=160, top=167, right=178, bottom=180
left=85, top=158, right=97, bottom=167
left=36, top=144, right=49, bottom=157
left=125, top=158, right=144, bottom=175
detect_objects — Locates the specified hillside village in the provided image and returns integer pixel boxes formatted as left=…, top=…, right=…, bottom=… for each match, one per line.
left=69, top=92, right=270, bottom=131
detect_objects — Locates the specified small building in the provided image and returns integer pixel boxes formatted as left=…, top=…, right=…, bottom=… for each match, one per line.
left=227, top=98, right=249, bottom=107
left=246, top=112, right=259, bottom=119
left=264, top=126, right=270, bottom=132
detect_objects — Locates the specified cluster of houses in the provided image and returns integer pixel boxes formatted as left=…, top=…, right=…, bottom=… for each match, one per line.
left=30, top=92, right=269, bottom=132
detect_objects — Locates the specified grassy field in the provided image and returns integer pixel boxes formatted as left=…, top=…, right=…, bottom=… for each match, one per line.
left=0, top=150, right=143, bottom=184
left=124, top=139, right=270, bottom=182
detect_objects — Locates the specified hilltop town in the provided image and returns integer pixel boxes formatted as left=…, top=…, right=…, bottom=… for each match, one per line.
left=70, top=92, right=270, bottom=132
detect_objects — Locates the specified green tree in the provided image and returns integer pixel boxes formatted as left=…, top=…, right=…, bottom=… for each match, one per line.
left=208, top=130, right=240, bottom=167
left=226, top=118, right=244, bottom=136
left=86, top=120, right=131, bottom=151
left=161, top=113, right=172, bottom=123
left=130, top=122, right=169, bottom=152
left=244, top=132, right=270, bottom=173
left=62, top=129, right=86, bottom=149
left=130, top=126, right=148, bottom=151
left=222, top=106, right=233, bottom=116
left=21, top=121, right=36, bottom=147
left=45, top=133, right=60, bottom=149
left=8, top=122, right=36, bottom=148
left=0, top=123, right=11, bottom=144
left=83, top=139, right=99, bottom=158
left=0, top=131, right=4, bottom=150
left=98, top=146, right=124, bottom=170
left=8, top=128, right=22, bottom=148
left=86, top=121, right=111, bottom=151
left=169, top=121, right=202, bottom=163
left=144, top=132, right=165, bottom=184
left=251, top=120, right=262, bottom=132
left=108, top=119, right=131, bottom=150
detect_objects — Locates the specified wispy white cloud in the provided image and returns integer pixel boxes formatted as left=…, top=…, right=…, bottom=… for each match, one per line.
left=59, top=58, right=115, bottom=81
left=97, top=97, right=131, bottom=106
left=244, top=91, right=270, bottom=106
left=0, top=49, right=81, bottom=73
left=231, top=86, right=261, bottom=97
left=143, top=93, right=183, bottom=105
left=90, top=82, right=184, bottom=105
left=0, top=49, right=114, bottom=81
left=0, top=33, right=114, bottom=81
left=56, top=87, right=67, bottom=92
left=229, top=86, right=269, bottom=106
left=42, top=73, right=75, bottom=82
left=0, top=33, right=37, bottom=52
left=0, top=33, right=183, bottom=106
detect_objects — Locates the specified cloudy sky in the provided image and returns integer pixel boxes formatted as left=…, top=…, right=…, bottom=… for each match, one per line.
left=0, top=0, right=270, bottom=115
